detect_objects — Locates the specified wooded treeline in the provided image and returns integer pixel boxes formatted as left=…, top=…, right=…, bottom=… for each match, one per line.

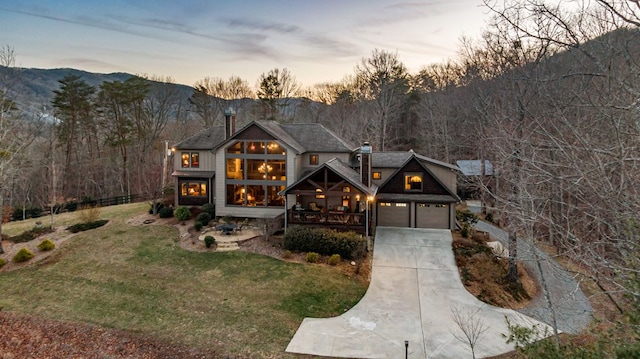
left=1, top=0, right=639, bottom=325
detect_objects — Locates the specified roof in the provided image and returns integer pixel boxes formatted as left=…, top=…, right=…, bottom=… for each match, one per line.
left=356, top=150, right=459, bottom=171
left=456, top=160, right=494, bottom=176
left=280, top=123, right=355, bottom=153
left=172, top=126, right=225, bottom=150
left=281, top=157, right=377, bottom=196
left=171, top=170, right=215, bottom=178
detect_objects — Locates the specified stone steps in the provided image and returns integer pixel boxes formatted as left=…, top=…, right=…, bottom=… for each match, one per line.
left=216, top=241, right=240, bottom=251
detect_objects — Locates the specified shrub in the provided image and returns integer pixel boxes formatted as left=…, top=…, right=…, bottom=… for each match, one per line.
left=460, top=225, right=469, bottom=238
left=37, top=238, right=55, bottom=251
left=457, top=209, right=479, bottom=227
left=0, top=258, right=6, bottom=268
left=67, top=219, right=109, bottom=233
left=194, top=222, right=203, bottom=231
left=158, top=206, right=174, bottom=218
left=13, top=248, right=35, bottom=262
left=196, top=212, right=212, bottom=226
left=10, top=226, right=54, bottom=243
left=328, top=254, right=341, bottom=266
left=174, top=206, right=191, bottom=222
left=204, top=235, right=215, bottom=248
left=201, top=203, right=216, bottom=217
left=306, top=252, right=320, bottom=263
left=77, top=205, right=101, bottom=223
left=282, top=250, right=292, bottom=259
left=284, top=226, right=366, bottom=260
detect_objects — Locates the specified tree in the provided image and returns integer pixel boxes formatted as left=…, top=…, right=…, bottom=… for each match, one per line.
left=450, top=304, right=489, bottom=359
left=97, top=76, right=150, bottom=196
left=354, top=49, right=409, bottom=151
left=51, top=75, right=96, bottom=199
left=0, top=45, right=38, bottom=254
left=256, top=68, right=299, bottom=122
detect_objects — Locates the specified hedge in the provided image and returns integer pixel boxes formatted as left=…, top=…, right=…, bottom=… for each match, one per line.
left=284, top=226, right=366, bottom=260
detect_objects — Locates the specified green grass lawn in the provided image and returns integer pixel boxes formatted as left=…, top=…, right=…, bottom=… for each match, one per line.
left=0, top=203, right=368, bottom=357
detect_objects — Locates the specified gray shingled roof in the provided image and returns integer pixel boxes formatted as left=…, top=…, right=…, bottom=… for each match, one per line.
left=366, top=151, right=459, bottom=171
left=281, top=157, right=377, bottom=195
left=280, top=123, right=355, bottom=153
left=172, top=126, right=225, bottom=150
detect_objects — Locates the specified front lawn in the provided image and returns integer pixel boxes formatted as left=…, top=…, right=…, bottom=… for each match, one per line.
left=0, top=203, right=367, bottom=357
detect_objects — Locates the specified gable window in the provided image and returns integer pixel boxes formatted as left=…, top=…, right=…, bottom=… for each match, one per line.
left=181, top=152, right=200, bottom=168
left=309, top=154, right=319, bottom=165
left=225, top=140, right=286, bottom=207
left=372, top=171, right=382, bottom=180
left=404, top=173, right=423, bottom=191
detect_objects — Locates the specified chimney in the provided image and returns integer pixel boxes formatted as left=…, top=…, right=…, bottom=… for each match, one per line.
left=224, top=107, right=236, bottom=139
left=360, top=142, right=372, bottom=187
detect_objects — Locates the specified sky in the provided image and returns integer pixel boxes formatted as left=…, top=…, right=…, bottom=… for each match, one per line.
left=0, top=0, right=491, bottom=88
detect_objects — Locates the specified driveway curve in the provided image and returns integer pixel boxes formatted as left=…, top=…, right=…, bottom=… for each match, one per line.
left=286, top=227, right=552, bottom=359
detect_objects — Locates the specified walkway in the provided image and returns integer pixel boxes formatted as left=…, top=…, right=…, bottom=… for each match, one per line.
left=286, top=227, right=552, bottom=359
left=475, top=221, right=593, bottom=334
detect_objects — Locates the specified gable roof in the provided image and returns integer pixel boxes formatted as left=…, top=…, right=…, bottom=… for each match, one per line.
left=378, top=154, right=459, bottom=201
left=172, top=126, right=225, bottom=150
left=456, top=160, right=494, bottom=176
left=281, top=157, right=377, bottom=196
left=360, top=150, right=459, bottom=171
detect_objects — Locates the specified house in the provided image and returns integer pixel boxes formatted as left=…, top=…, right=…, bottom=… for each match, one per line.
left=455, top=159, right=495, bottom=202
left=171, top=114, right=460, bottom=233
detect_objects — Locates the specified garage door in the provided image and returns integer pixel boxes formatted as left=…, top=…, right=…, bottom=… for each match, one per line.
left=377, top=202, right=410, bottom=227
left=416, top=203, right=449, bottom=229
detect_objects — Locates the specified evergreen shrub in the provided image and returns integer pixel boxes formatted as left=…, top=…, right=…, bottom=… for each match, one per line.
left=306, top=252, right=319, bottom=263
left=204, top=235, right=215, bottom=248
left=328, top=254, right=341, bottom=266
left=201, top=203, right=216, bottom=217
left=13, top=248, right=35, bottom=262
left=284, top=226, right=365, bottom=260
left=175, top=206, right=191, bottom=222
left=37, top=238, right=55, bottom=251
left=158, top=206, right=174, bottom=218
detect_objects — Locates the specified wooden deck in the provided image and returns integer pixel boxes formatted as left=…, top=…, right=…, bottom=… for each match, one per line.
left=287, top=209, right=368, bottom=234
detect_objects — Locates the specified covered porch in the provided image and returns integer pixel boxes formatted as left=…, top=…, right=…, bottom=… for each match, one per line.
left=281, top=158, right=376, bottom=235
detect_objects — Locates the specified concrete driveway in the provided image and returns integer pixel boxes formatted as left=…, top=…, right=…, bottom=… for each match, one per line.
left=286, top=227, right=553, bottom=359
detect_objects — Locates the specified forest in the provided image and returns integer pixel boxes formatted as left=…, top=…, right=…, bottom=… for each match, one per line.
left=1, top=0, right=640, bottom=344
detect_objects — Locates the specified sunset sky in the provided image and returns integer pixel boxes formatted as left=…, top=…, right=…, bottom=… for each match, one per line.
left=0, top=0, right=490, bottom=87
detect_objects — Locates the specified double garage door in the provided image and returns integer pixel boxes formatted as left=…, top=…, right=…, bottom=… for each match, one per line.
left=376, top=202, right=450, bottom=229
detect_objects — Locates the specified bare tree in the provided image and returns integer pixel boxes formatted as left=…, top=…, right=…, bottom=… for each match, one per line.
left=256, top=68, right=300, bottom=122
left=450, top=304, right=489, bottom=359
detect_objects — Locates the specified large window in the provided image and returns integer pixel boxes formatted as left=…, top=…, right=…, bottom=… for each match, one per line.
left=181, top=181, right=207, bottom=197
left=225, top=140, right=286, bottom=207
left=181, top=152, right=200, bottom=168
left=404, top=173, right=423, bottom=191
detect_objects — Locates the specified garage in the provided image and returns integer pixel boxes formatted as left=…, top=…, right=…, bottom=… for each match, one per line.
left=415, top=203, right=450, bottom=229
left=376, top=202, right=410, bottom=227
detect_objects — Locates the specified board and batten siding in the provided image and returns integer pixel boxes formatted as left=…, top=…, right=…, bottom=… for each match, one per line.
left=173, top=150, right=215, bottom=171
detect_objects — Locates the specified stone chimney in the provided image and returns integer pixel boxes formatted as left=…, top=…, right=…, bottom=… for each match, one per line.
left=224, top=107, right=236, bottom=139
left=360, top=142, right=372, bottom=187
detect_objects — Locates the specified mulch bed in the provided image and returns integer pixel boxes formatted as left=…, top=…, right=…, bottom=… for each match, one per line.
left=0, top=311, right=222, bottom=359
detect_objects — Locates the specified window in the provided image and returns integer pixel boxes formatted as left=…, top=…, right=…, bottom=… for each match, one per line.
left=181, top=152, right=200, bottom=168
left=181, top=181, right=207, bottom=197
left=372, top=172, right=382, bottom=180
left=225, top=140, right=286, bottom=207
left=404, top=173, right=423, bottom=191
left=309, top=154, right=319, bottom=165
left=379, top=202, right=392, bottom=207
